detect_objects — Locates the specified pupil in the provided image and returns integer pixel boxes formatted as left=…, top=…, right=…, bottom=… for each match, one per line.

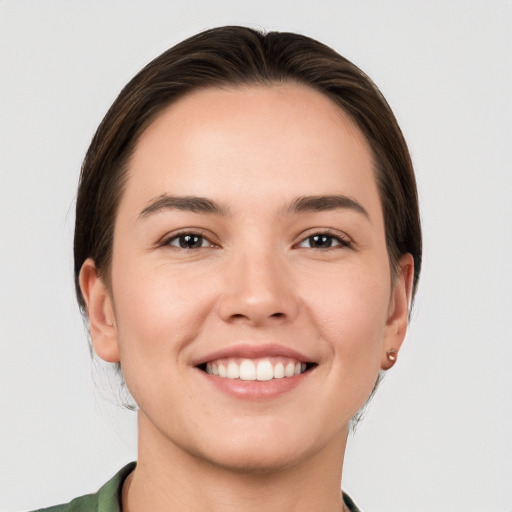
left=180, top=235, right=202, bottom=248
left=310, top=235, right=331, bottom=248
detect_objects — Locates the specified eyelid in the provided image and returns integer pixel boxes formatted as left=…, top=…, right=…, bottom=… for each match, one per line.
left=157, top=228, right=220, bottom=248
left=293, top=228, right=353, bottom=249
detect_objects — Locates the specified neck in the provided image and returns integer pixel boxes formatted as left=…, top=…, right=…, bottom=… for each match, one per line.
left=123, top=414, right=350, bottom=512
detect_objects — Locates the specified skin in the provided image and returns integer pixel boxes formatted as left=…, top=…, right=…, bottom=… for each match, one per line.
left=80, top=84, right=414, bottom=512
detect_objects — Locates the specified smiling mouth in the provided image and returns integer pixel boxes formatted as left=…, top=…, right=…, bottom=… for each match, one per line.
left=198, top=357, right=316, bottom=381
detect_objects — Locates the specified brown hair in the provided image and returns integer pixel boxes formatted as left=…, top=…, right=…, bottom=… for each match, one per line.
left=74, top=25, right=422, bottom=311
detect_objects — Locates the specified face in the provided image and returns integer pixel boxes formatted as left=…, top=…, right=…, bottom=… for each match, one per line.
left=81, top=84, right=412, bottom=472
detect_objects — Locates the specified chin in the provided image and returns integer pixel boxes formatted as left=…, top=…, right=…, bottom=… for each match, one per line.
left=183, top=422, right=329, bottom=475
left=194, top=442, right=309, bottom=475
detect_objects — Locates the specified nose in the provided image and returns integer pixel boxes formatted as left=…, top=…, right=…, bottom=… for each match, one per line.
left=217, top=249, right=300, bottom=326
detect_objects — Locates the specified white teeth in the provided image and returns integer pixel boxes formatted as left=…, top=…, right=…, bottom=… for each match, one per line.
left=274, top=362, right=285, bottom=379
left=256, top=360, right=273, bottom=381
left=204, top=358, right=310, bottom=380
left=227, top=361, right=240, bottom=379
left=239, top=360, right=256, bottom=380
left=284, top=362, right=295, bottom=377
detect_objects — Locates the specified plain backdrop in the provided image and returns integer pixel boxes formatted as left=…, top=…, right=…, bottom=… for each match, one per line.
left=1, top=1, right=511, bottom=511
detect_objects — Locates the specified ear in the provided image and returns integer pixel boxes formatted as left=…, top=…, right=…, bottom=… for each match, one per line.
left=381, top=253, right=415, bottom=370
left=79, top=258, right=120, bottom=363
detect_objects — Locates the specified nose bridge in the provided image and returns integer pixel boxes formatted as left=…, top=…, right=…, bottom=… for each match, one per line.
left=218, top=240, right=298, bottom=325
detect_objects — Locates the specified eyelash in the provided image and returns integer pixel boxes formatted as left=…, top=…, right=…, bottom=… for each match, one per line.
left=160, top=229, right=351, bottom=251
left=295, top=230, right=352, bottom=250
left=160, top=231, right=218, bottom=250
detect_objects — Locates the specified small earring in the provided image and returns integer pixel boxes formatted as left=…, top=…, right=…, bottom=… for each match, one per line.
left=386, top=349, right=398, bottom=363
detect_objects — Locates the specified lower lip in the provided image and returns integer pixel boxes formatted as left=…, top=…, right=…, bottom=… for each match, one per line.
left=198, top=369, right=312, bottom=400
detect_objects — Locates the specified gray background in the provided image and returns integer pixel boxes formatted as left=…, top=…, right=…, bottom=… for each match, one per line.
left=1, top=1, right=511, bottom=511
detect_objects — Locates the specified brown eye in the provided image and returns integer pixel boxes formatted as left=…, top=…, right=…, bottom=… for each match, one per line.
left=168, top=234, right=210, bottom=249
left=298, top=233, right=350, bottom=249
left=308, top=235, right=334, bottom=248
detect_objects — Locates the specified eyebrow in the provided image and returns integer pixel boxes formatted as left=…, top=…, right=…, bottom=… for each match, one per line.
left=288, top=195, right=369, bottom=218
left=138, top=193, right=369, bottom=220
left=139, top=195, right=229, bottom=219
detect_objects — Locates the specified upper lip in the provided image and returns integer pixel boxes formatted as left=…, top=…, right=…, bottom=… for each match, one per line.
left=192, top=343, right=314, bottom=366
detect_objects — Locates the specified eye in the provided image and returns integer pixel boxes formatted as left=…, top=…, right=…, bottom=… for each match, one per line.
left=165, top=233, right=214, bottom=249
left=298, top=233, right=350, bottom=249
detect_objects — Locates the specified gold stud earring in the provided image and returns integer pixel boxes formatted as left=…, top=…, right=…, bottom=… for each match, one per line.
left=386, top=349, right=398, bottom=362
left=386, top=348, right=398, bottom=363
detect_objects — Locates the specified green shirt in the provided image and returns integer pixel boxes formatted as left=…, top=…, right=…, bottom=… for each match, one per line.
left=33, top=462, right=361, bottom=512
left=33, top=463, right=135, bottom=512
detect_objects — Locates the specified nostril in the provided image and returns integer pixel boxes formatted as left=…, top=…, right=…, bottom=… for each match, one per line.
left=229, top=312, right=285, bottom=320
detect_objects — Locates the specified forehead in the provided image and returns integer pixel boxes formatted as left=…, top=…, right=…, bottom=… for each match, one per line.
left=122, top=83, right=380, bottom=218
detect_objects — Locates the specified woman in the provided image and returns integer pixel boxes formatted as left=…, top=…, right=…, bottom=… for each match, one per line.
left=41, top=25, right=421, bottom=512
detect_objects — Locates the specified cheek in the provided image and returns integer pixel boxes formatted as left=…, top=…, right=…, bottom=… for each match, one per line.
left=111, top=259, right=218, bottom=360
left=303, top=260, right=391, bottom=364
left=109, top=260, right=221, bottom=413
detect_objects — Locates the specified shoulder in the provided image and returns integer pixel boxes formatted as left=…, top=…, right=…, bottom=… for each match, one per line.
left=29, top=463, right=136, bottom=512
left=31, top=493, right=97, bottom=512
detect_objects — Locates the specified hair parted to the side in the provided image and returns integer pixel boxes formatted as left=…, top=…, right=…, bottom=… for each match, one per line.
left=74, top=25, right=422, bottom=315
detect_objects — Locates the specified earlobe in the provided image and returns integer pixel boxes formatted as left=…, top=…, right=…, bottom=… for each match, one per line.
left=79, top=258, right=120, bottom=363
left=381, top=253, right=414, bottom=370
